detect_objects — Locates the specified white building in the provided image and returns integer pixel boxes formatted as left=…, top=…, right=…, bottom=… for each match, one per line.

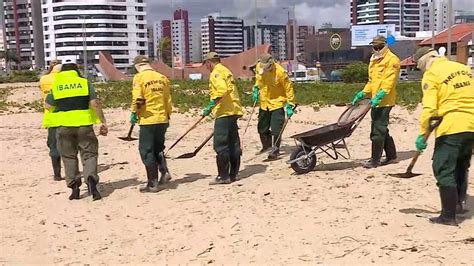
left=0, top=30, right=5, bottom=72
left=201, top=13, right=244, bottom=58
left=350, top=0, right=422, bottom=37
left=2, top=0, right=44, bottom=69
left=42, top=0, right=147, bottom=72
left=421, top=0, right=452, bottom=32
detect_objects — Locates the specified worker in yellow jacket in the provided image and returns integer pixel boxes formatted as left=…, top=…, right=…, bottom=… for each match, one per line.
left=252, top=53, right=296, bottom=159
left=130, top=55, right=172, bottom=193
left=202, top=52, right=243, bottom=185
left=39, top=59, right=63, bottom=181
left=352, top=35, right=400, bottom=168
left=413, top=47, right=474, bottom=226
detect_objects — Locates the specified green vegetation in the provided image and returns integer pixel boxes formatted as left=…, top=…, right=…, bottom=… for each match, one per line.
left=341, top=62, right=369, bottom=83
left=0, top=87, right=11, bottom=110
left=0, top=70, right=41, bottom=83
left=95, top=80, right=422, bottom=112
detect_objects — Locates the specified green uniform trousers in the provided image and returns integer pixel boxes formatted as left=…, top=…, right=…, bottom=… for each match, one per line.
left=139, top=123, right=168, bottom=166
left=258, top=107, right=285, bottom=145
left=370, top=107, right=393, bottom=146
left=432, top=132, right=473, bottom=188
left=214, top=115, right=241, bottom=156
left=56, top=126, right=99, bottom=188
left=47, top=127, right=59, bottom=158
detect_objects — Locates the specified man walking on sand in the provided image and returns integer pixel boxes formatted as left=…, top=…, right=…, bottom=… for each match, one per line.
left=413, top=47, right=474, bottom=226
left=130, top=55, right=172, bottom=193
left=202, top=52, right=243, bottom=185
left=252, top=53, right=296, bottom=160
left=44, top=56, right=108, bottom=201
left=40, top=59, right=63, bottom=181
left=351, top=35, right=400, bottom=168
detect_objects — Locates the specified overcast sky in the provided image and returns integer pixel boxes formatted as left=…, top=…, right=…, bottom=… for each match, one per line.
left=146, top=0, right=473, bottom=28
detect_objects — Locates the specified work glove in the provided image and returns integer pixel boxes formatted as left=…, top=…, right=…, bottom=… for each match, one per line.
left=252, top=85, right=259, bottom=103
left=129, top=112, right=137, bottom=125
left=202, top=99, right=217, bottom=117
left=351, top=91, right=365, bottom=105
left=370, top=89, right=386, bottom=108
left=415, top=134, right=427, bottom=152
left=285, top=102, right=294, bottom=118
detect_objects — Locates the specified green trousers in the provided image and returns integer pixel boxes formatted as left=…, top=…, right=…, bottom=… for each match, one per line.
left=47, top=127, right=59, bottom=158
left=139, top=123, right=168, bottom=166
left=258, top=107, right=285, bottom=146
left=370, top=107, right=393, bottom=145
left=432, top=132, right=473, bottom=188
left=56, top=126, right=98, bottom=188
left=214, top=116, right=241, bottom=156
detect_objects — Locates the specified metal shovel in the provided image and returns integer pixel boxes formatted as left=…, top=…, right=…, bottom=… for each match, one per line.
left=175, top=132, right=213, bottom=159
left=389, top=117, right=442, bottom=178
left=118, top=124, right=138, bottom=141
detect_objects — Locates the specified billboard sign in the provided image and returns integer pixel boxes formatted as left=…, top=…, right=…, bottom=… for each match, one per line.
left=351, top=24, right=396, bottom=46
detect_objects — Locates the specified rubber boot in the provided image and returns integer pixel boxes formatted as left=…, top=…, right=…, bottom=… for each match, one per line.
left=69, top=182, right=80, bottom=200
left=87, top=176, right=102, bottom=201
left=210, top=153, right=231, bottom=185
left=51, top=157, right=63, bottom=181
left=381, top=136, right=397, bottom=165
left=267, top=135, right=281, bottom=160
left=362, top=141, right=383, bottom=168
left=139, top=165, right=159, bottom=193
left=456, top=169, right=468, bottom=214
left=257, top=133, right=272, bottom=154
left=429, top=186, right=458, bottom=226
left=230, top=154, right=241, bottom=182
left=157, top=152, right=172, bottom=185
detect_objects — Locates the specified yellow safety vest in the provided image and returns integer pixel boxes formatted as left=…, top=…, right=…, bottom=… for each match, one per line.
left=43, top=70, right=99, bottom=128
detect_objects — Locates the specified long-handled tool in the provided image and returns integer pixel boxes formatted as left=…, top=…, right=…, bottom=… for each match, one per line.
left=389, top=116, right=442, bottom=179
left=118, top=98, right=145, bottom=142
left=118, top=124, right=138, bottom=141
left=240, top=100, right=258, bottom=151
left=166, top=116, right=205, bottom=155
left=175, top=132, right=214, bottom=159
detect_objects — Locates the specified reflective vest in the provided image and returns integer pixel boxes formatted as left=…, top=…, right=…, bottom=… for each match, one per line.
left=43, top=70, right=99, bottom=128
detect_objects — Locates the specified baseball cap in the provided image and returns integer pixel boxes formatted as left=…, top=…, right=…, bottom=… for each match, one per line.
left=369, top=35, right=387, bottom=45
left=414, top=47, right=435, bottom=62
left=133, top=55, right=150, bottom=65
left=61, top=56, right=77, bottom=65
left=202, top=52, right=220, bottom=62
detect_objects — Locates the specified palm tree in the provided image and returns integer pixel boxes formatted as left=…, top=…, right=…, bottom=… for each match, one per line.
left=0, top=49, right=20, bottom=73
left=156, top=37, right=172, bottom=67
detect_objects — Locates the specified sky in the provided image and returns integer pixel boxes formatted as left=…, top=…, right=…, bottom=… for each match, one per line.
left=147, top=0, right=474, bottom=28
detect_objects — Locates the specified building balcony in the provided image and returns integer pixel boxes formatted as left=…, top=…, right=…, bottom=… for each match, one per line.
left=357, top=19, right=380, bottom=24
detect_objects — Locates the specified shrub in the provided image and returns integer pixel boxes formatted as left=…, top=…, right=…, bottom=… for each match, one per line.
left=341, top=62, right=368, bottom=83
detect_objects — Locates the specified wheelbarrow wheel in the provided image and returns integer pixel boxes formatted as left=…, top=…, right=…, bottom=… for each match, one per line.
left=290, top=146, right=316, bottom=174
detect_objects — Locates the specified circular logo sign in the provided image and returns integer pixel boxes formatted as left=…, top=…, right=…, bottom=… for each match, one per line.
left=330, top=33, right=342, bottom=50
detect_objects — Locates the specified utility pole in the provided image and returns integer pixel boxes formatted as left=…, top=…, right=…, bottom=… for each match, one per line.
left=254, top=0, right=258, bottom=61
left=82, top=16, right=88, bottom=78
left=447, top=0, right=452, bottom=59
left=430, top=0, right=435, bottom=49
left=292, top=4, right=297, bottom=73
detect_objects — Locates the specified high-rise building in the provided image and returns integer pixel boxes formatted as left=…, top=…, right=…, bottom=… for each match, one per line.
left=147, top=26, right=155, bottom=60
left=201, top=13, right=244, bottom=58
left=191, top=30, right=202, bottom=63
left=244, top=24, right=287, bottom=61
left=455, top=10, right=474, bottom=24
left=172, top=9, right=192, bottom=65
left=0, top=29, right=6, bottom=72
left=286, top=20, right=315, bottom=61
left=2, top=0, right=44, bottom=70
left=42, top=0, right=147, bottom=72
left=153, top=20, right=171, bottom=63
left=350, top=0, right=422, bottom=37
left=421, top=0, right=452, bottom=32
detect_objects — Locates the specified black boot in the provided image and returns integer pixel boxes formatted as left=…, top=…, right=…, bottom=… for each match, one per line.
left=429, top=186, right=458, bottom=226
left=381, top=136, right=397, bottom=165
left=230, top=153, right=241, bottom=182
left=210, top=153, right=231, bottom=185
left=51, top=157, right=63, bottom=181
left=362, top=142, right=384, bottom=168
left=139, top=164, right=159, bottom=193
left=87, top=176, right=102, bottom=201
left=257, top=133, right=272, bottom=154
left=456, top=169, right=468, bottom=214
left=69, top=182, right=80, bottom=200
left=157, top=152, right=172, bottom=185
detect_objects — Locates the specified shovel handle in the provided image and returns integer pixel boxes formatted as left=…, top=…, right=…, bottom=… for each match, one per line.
left=127, top=124, right=135, bottom=137
left=194, top=132, right=214, bottom=154
left=167, top=116, right=205, bottom=152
